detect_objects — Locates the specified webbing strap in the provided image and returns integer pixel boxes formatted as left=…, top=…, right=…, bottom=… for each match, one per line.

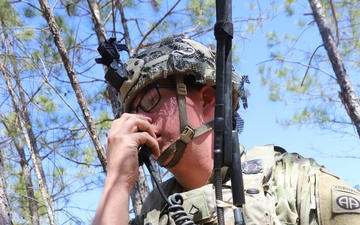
left=157, top=121, right=214, bottom=168
left=157, top=75, right=189, bottom=168
left=176, top=75, right=188, bottom=131
left=157, top=75, right=215, bottom=168
left=157, top=126, right=194, bottom=168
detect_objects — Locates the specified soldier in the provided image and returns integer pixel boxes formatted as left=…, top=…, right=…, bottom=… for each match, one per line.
left=93, top=37, right=360, bottom=225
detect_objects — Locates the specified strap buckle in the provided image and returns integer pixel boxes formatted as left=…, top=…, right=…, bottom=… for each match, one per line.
left=180, top=126, right=195, bottom=144
left=177, top=83, right=187, bottom=96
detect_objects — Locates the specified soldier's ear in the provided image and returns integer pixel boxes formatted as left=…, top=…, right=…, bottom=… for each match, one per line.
left=200, top=85, right=216, bottom=116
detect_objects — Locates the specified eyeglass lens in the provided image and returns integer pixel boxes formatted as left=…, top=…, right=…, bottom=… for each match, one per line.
left=137, top=84, right=175, bottom=113
left=140, top=88, right=160, bottom=112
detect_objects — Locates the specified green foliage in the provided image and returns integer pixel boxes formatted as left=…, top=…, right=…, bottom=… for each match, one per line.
left=296, top=19, right=306, bottom=28
left=61, top=0, right=79, bottom=16
left=0, top=0, right=19, bottom=26
left=1, top=112, right=19, bottom=138
left=35, top=95, right=57, bottom=112
left=247, top=2, right=255, bottom=10
left=23, top=7, right=37, bottom=18
left=266, top=31, right=281, bottom=48
left=187, top=0, right=215, bottom=27
left=12, top=172, right=32, bottom=224
left=54, top=167, right=66, bottom=177
left=16, top=27, right=35, bottom=41
left=284, top=0, right=295, bottom=16
left=259, top=0, right=360, bottom=135
left=83, top=146, right=96, bottom=164
left=34, top=188, right=47, bottom=217
left=125, top=0, right=137, bottom=7
left=96, top=111, right=112, bottom=130
left=232, top=44, right=240, bottom=63
left=281, top=106, right=330, bottom=126
left=245, top=19, right=263, bottom=36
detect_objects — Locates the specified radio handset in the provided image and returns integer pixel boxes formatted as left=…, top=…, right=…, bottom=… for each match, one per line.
left=138, top=144, right=152, bottom=167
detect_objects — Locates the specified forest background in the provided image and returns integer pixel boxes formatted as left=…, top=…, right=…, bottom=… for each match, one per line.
left=1, top=0, right=359, bottom=224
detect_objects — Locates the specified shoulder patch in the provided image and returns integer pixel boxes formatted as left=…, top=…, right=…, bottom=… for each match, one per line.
left=316, top=168, right=360, bottom=225
left=332, top=185, right=360, bottom=213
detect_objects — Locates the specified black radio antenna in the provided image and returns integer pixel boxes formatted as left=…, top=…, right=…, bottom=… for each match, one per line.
left=213, top=0, right=246, bottom=224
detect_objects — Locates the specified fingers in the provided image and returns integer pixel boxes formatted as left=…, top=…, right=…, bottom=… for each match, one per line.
left=107, top=113, right=156, bottom=140
left=105, top=113, right=160, bottom=168
left=132, top=132, right=160, bottom=158
left=103, top=113, right=160, bottom=188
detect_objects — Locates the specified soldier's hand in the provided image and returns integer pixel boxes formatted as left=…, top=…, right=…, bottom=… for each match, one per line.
left=104, top=113, right=159, bottom=190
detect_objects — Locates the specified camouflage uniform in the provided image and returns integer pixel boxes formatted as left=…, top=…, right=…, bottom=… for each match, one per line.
left=131, top=145, right=360, bottom=225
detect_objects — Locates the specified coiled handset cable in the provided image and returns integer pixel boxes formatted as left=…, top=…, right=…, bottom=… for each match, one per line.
left=138, top=145, right=195, bottom=225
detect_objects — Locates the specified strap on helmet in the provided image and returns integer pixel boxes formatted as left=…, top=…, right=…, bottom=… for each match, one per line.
left=157, top=121, right=214, bottom=168
left=176, top=75, right=188, bottom=131
left=156, top=75, right=214, bottom=168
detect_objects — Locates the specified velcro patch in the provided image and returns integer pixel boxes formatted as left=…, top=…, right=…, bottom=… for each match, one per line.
left=332, top=185, right=360, bottom=214
left=181, top=184, right=216, bottom=223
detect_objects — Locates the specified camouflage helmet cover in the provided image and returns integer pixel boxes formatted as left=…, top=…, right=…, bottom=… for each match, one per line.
left=120, top=37, right=245, bottom=112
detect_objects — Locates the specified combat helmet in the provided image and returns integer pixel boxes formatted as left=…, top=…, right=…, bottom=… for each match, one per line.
left=119, top=37, right=248, bottom=168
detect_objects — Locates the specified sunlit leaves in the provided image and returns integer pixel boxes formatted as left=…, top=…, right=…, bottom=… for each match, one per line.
left=96, top=111, right=112, bottom=130
left=12, top=173, right=33, bottom=224
left=83, top=147, right=96, bottom=164
left=23, top=7, right=37, bottom=18
left=266, top=31, right=281, bottom=48
left=281, top=106, right=330, bottom=125
left=297, top=19, right=306, bottom=28
left=35, top=95, right=57, bottom=113
left=259, top=0, right=360, bottom=135
left=285, top=0, right=295, bottom=16
left=0, top=0, right=19, bottom=26
left=187, top=0, right=215, bottom=27
left=16, top=27, right=35, bottom=41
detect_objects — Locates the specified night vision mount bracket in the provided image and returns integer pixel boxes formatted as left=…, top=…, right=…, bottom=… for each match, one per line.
left=95, top=37, right=129, bottom=91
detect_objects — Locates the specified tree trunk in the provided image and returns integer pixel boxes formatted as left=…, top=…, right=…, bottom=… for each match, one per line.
left=309, top=0, right=360, bottom=137
left=1, top=63, right=56, bottom=225
left=16, top=141, right=40, bottom=225
left=38, top=0, right=107, bottom=172
left=2, top=121, right=40, bottom=225
left=0, top=21, right=41, bottom=224
left=1, top=20, right=53, bottom=221
left=130, top=168, right=150, bottom=215
left=19, top=117, right=56, bottom=225
left=115, top=0, right=133, bottom=56
left=0, top=150, right=13, bottom=225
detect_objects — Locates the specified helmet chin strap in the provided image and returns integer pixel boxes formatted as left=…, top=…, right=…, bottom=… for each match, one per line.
left=156, top=76, right=214, bottom=168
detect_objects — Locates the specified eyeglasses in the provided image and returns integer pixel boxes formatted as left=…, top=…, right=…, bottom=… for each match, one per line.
left=131, top=84, right=175, bottom=113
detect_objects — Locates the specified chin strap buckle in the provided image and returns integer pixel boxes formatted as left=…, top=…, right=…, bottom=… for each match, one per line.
left=177, top=83, right=187, bottom=96
left=180, top=126, right=195, bottom=144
